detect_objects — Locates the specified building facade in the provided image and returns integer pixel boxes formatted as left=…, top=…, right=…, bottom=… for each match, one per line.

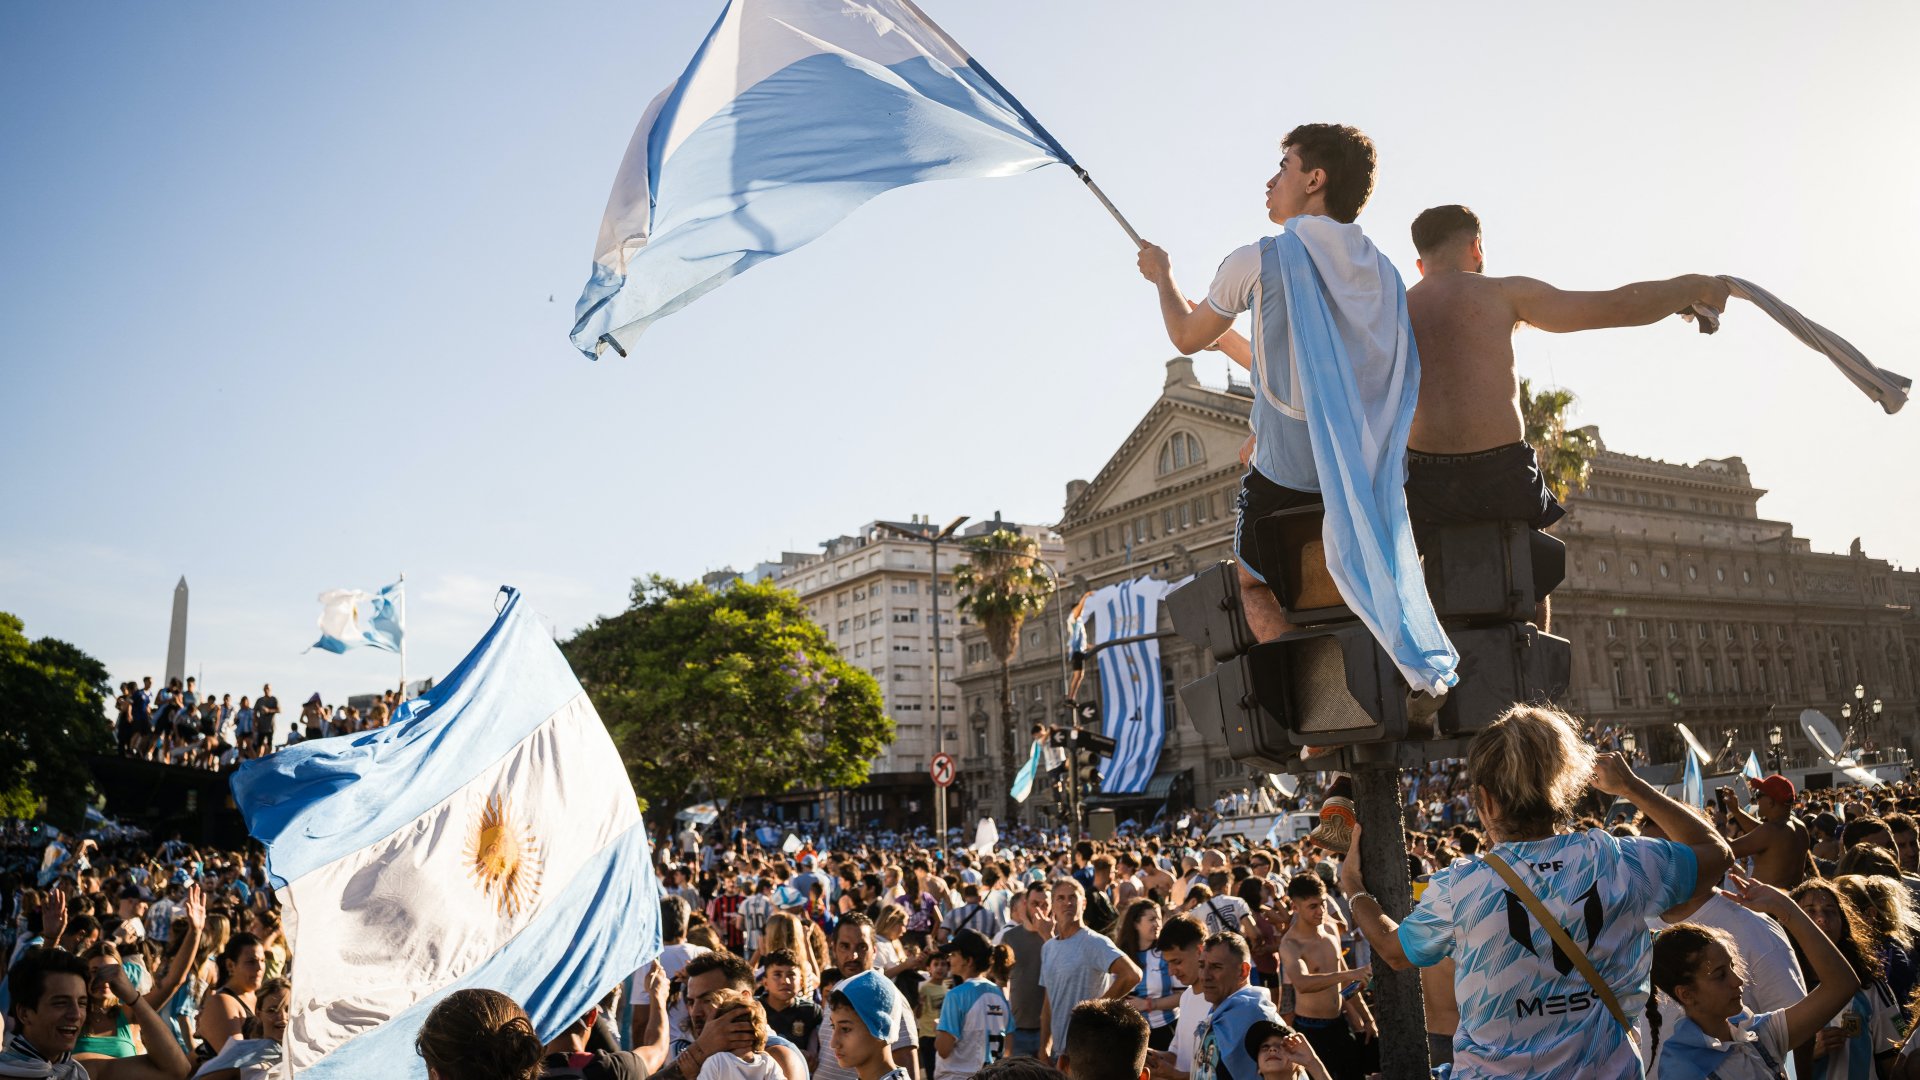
left=952, top=357, right=1920, bottom=826
left=1549, top=432, right=1920, bottom=771
left=740, top=515, right=1062, bottom=831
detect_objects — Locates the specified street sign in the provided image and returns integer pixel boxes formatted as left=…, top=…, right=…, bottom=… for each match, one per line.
left=930, top=752, right=956, bottom=788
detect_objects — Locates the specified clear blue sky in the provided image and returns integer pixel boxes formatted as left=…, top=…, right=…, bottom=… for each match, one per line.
left=4, top=1, right=1915, bottom=708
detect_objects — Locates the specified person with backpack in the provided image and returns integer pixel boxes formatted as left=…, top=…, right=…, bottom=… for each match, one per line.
left=1337, top=706, right=1731, bottom=1079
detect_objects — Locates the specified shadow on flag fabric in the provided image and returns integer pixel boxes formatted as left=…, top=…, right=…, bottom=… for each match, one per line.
left=1010, top=741, right=1044, bottom=804
left=1682, top=750, right=1706, bottom=810
left=232, top=587, right=660, bottom=1078
left=570, top=0, right=1064, bottom=358
left=311, top=580, right=402, bottom=654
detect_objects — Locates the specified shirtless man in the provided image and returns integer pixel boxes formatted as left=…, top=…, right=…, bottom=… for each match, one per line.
left=1403, top=205, right=1732, bottom=629
left=1722, top=772, right=1811, bottom=889
left=1275, top=875, right=1371, bottom=1080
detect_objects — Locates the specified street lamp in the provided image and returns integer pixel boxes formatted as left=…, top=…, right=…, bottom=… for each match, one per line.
left=1767, top=725, right=1784, bottom=772
left=876, top=515, right=969, bottom=845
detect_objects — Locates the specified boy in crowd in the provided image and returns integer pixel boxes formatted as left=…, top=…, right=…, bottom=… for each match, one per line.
left=829, top=969, right=910, bottom=1080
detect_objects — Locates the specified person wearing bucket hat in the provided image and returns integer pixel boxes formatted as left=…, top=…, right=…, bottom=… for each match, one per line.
left=1725, top=773, right=1811, bottom=889
left=828, top=969, right=909, bottom=1080
left=1241, top=1020, right=1331, bottom=1080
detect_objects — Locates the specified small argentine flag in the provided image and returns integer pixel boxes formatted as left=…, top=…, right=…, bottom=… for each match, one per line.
left=311, top=580, right=403, bottom=654
left=233, top=587, right=660, bottom=1078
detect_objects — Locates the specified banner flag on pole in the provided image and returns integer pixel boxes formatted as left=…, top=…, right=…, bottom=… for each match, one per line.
left=1742, top=750, right=1764, bottom=812
left=311, top=580, right=403, bottom=654
left=1086, top=574, right=1175, bottom=794
left=233, top=587, right=660, bottom=1078
left=570, top=0, right=1069, bottom=358
left=1682, top=750, right=1706, bottom=810
left=1009, top=741, right=1044, bottom=804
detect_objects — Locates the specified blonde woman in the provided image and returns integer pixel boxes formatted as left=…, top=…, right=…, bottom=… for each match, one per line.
left=873, top=906, right=910, bottom=975
left=1338, top=705, right=1732, bottom=1079
left=756, top=914, right=818, bottom=995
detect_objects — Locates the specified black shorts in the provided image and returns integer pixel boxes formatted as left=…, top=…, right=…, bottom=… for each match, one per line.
left=1404, top=442, right=1565, bottom=532
left=1233, top=468, right=1322, bottom=585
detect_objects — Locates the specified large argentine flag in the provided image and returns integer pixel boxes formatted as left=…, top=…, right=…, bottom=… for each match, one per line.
left=1086, top=574, right=1176, bottom=795
left=569, top=0, right=1064, bottom=358
left=233, top=588, right=659, bottom=1078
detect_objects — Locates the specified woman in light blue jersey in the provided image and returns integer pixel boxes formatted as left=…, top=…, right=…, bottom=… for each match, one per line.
left=1337, top=705, right=1733, bottom=1080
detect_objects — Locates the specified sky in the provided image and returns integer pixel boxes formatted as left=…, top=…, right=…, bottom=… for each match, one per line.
left=3, top=0, right=1916, bottom=710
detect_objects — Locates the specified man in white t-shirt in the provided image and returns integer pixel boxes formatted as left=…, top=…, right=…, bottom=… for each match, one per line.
left=1142, top=913, right=1209, bottom=1080
left=627, top=894, right=711, bottom=1050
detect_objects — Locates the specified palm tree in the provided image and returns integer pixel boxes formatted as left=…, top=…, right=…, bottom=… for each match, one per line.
left=954, top=529, right=1052, bottom=813
left=1519, top=377, right=1598, bottom=501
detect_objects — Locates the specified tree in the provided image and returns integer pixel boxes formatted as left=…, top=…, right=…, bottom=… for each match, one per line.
left=561, top=576, right=890, bottom=816
left=0, top=612, right=111, bottom=825
left=1519, top=377, right=1599, bottom=501
left=954, top=530, right=1052, bottom=808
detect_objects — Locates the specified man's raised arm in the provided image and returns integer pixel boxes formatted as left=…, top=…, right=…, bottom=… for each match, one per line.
left=1137, top=242, right=1235, bottom=355
left=1499, top=274, right=1731, bottom=334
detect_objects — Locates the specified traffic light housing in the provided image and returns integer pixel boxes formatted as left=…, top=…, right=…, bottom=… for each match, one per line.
left=1166, top=501, right=1572, bottom=762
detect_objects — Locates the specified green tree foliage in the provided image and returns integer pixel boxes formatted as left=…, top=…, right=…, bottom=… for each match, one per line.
left=0, top=612, right=111, bottom=825
left=562, top=576, right=890, bottom=813
left=1520, top=377, right=1598, bottom=501
left=954, top=530, right=1052, bottom=801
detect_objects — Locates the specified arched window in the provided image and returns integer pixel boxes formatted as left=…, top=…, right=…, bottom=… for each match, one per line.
left=1156, top=431, right=1207, bottom=476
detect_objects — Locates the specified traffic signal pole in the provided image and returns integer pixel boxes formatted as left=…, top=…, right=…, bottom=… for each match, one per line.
left=1351, top=759, right=1429, bottom=1075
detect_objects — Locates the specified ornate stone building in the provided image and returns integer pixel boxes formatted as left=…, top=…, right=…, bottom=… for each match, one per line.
left=1548, top=433, right=1920, bottom=770
left=952, top=357, right=1920, bottom=825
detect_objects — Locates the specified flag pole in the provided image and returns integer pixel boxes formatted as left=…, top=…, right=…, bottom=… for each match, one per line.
left=897, top=0, right=1145, bottom=247
left=398, top=572, right=407, bottom=698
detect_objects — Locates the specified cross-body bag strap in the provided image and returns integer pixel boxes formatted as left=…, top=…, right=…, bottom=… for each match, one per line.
left=1481, top=851, right=1630, bottom=1034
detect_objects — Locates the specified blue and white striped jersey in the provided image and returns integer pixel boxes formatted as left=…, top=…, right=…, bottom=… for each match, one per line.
left=935, top=977, right=1011, bottom=1080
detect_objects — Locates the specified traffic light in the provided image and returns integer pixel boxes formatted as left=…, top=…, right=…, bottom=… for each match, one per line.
left=1166, top=502, right=1572, bottom=761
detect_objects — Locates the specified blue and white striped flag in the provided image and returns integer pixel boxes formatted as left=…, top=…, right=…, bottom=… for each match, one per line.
left=234, top=587, right=659, bottom=1078
left=570, top=0, right=1065, bottom=358
left=1086, top=574, right=1176, bottom=794
left=311, top=580, right=403, bottom=654
left=1682, top=750, right=1706, bottom=810
left=1009, top=740, right=1044, bottom=804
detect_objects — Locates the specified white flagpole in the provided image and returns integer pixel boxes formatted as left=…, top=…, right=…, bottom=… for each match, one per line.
left=398, top=572, right=407, bottom=698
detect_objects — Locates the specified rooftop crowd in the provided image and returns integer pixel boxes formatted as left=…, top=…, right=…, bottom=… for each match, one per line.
left=11, top=705, right=1920, bottom=1079
left=109, top=676, right=405, bottom=771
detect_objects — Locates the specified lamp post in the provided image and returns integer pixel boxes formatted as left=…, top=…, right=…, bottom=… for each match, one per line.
left=1846, top=683, right=1885, bottom=762
left=876, top=515, right=969, bottom=845
left=1767, top=724, right=1785, bottom=773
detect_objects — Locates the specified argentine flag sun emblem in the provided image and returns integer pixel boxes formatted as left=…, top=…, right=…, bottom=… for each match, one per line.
left=467, top=793, right=543, bottom=919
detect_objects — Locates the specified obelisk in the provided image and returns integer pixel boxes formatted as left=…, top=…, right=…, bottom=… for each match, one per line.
left=164, top=576, right=188, bottom=686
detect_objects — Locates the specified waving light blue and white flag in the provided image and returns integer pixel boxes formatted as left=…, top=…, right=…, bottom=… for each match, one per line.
left=1009, top=740, right=1044, bottom=804
left=234, top=588, right=659, bottom=1079
left=1682, top=750, right=1706, bottom=810
left=570, top=0, right=1068, bottom=358
left=310, top=580, right=403, bottom=654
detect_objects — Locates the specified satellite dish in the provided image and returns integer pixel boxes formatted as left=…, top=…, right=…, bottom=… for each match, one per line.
left=1799, top=709, right=1848, bottom=764
left=1674, top=722, right=1712, bottom=766
left=1270, top=773, right=1299, bottom=798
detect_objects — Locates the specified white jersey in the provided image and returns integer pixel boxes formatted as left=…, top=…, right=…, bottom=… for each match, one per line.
left=934, top=976, right=1010, bottom=1080
left=1398, top=831, right=1697, bottom=1079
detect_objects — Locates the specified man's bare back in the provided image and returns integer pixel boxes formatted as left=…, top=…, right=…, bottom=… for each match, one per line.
left=1403, top=206, right=1728, bottom=455
left=1734, top=817, right=1812, bottom=889
left=1406, top=272, right=1526, bottom=455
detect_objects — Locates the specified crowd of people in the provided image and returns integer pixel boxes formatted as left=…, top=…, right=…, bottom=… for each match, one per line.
left=15, top=704, right=1920, bottom=1078
left=109, top=676, right=407, bottom=771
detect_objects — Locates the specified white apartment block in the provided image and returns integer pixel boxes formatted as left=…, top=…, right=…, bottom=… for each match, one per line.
left=773, top=515, right=1063, bottom=779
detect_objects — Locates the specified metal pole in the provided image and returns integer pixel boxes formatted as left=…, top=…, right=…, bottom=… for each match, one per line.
left=1351, top=763, right=1428, bottom=1075
left=931, top=536, right=945, bottom=856
left=398, top=572, right=407, bottom=698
